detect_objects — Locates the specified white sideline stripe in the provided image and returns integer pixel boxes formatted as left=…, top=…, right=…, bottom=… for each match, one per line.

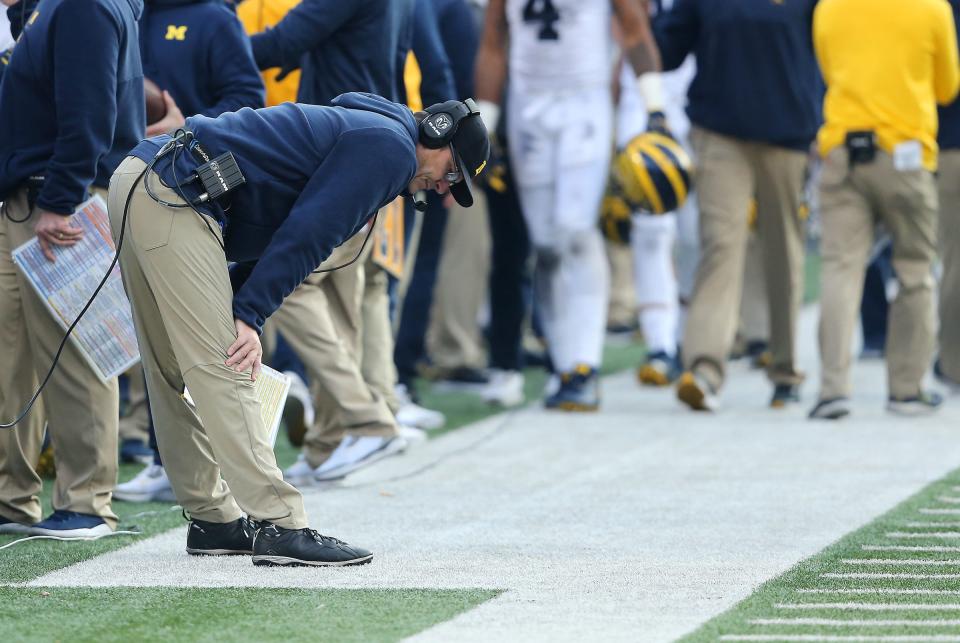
left=821, top=573, right=960, bottom=579
left=799, top=588, right=960, bottom=595
left=887, top=531, right=960, bottom=538
left=863, top=545, right=960, bottom=552
left=920, top=508, right=960, bottom=515
left=840, top=558, right=960, bottom=566
left=937, top=496, right=960, bottom=504
left=775, top=602, right=960, bottom=611
left=749, top=617, right=960, bottom=626
left=902, top=522, right=960, bottom=528
left=723, top=638, right=960, bottom=643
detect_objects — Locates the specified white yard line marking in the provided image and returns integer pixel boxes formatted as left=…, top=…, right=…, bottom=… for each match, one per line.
left=863, top=545, right=960, bottom=552
left=749, top=617, right=960, bottom=626
left=887, top=531, right=960, bottom=538
left=902, top=522, right=960, bottom=528
left=721, top=637, right=960, bottom=642
left=799, top=588, right=960, bottom=595
left=821, top=572, right=960, bottom=579
left=937, top=496, right=960, bottom=504
left=840, top=558, right=960, bottom=566
left=919, top=508, right=960, bottom=515
left=775, top=602, right=960, bottom=610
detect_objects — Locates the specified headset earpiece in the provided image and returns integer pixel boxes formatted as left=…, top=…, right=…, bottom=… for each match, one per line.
left=418, top=99, right=480, bottom=149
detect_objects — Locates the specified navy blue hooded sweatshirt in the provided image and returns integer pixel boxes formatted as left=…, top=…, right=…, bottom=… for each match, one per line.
left=129, top=92, right=418, bottom=333
left=406, top=0, right=456, bottom=106
left=653, top=0, right=822, bottom=150
left=432, top=0, right=479, bottom=100
left=0, top=0, right=145, bottom=214
left=250, top=0, right=409, bottom=106
left=940, top=0, right=960, bottom=150
left=139, top=0, right=264, bottom=118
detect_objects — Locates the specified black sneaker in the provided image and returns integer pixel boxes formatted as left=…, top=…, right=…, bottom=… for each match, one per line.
left=432, top=367, right=491, bottom=394
left=808, top=397, right=851, bottom=420
left=770, top=384, right=800, bottom=408
left=252, top=523, right=373, bottom=567
left=186, top=516, right=258, bottom=556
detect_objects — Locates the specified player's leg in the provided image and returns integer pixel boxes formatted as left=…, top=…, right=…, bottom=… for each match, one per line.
left=543, top=88, right=613, bottom=410
left=632, top=214, right=680, bottom=386
left=936, top=150, right=960, bottom=384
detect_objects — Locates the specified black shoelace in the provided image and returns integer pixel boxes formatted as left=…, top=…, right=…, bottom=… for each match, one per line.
left=304, top=529, right=346, bottom=547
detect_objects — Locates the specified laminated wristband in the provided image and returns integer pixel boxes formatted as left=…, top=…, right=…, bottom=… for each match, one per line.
left=637, top=72, right=665, bottom=114
left=476, top=99, right=501, bottom=136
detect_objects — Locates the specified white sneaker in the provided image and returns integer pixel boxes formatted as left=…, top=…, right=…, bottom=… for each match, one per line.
left=114, top=463, right=175, bottom=502
left=482, top=369, right=525, bottom=407
left=398, top=424, right=427, bottom=444
left=313, top=435, right=408, bottom=482
left=395, top=384, right=446, bottom=430
left=283, top=454, right=320, bottom=488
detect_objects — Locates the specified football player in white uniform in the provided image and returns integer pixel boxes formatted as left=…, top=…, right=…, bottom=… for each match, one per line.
left=476, top=0, right=665, bottom=410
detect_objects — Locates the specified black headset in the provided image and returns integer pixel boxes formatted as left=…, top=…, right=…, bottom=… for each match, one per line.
left=418, top=98, right=480, bottom=149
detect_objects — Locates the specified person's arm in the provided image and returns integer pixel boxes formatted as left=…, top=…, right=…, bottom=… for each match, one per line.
left=200, top=13, right=265, bottom=116
left=650, top=0, right=698, bottom=73
left=412, top=0, right=457, bottom=105
left=934, top=0, right=960, bottom=106
left=613, top=0, right=667, bottom=127
left=249, top=0, right=355, bottom=71
left=231, top=129, right=413, bottom=333
left=474, top=0, right=507, bottom=132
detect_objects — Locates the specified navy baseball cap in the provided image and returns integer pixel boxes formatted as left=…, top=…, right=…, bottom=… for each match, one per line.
left=448, top=101, right=491, bottom=208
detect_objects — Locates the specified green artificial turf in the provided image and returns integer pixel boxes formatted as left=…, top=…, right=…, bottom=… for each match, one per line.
left=680, top=467, right=960, bottom=640
left=0, top=587, right=500, bottom=643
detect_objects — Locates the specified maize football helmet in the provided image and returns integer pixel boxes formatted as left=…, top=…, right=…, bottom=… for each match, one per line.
left=612, top=132, right=693, bottom=215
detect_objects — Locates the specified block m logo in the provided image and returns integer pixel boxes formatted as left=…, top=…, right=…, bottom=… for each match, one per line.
left=165, top=25, right=187, bottom=41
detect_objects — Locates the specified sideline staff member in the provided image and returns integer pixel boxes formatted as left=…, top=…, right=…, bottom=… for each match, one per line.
left=0, top=0, right=143, bottom=537
left=108, top=92, right=489, bottom=566
left=810, top=0, right=959, bottom=419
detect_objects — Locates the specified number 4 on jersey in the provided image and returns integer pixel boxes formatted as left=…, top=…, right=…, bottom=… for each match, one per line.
left=523, top=0, right=560, bottom=40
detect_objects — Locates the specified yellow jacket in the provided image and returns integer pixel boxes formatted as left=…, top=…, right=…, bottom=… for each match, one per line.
left=236, top=0, right=301, bottom=107
left=814, top=0, right=960, bottom=171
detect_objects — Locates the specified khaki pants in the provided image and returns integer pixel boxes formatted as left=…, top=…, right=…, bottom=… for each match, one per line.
left=818, top=147, right=938, bottom=399
left=938, top=149, right=960, bottom=382
left=108, top=157, right=306, bottom=528
left=682, top=127, right=807, bottom=389
left=739, top=230, right=770, bottom=343
left=270, top=230, right=397, bottom=469
left=361, top=255, right=400, bottom=412
left=427, top=195, right=491, bottom=370
left=0, top=187, right=119, bottom=527
left=118, top=367, right=150, bottom=444
left=605, top=240, right=638, bottom=330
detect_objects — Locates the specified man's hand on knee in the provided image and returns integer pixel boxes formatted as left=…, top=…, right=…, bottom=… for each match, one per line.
left=226, top=319, right=262, bottom=381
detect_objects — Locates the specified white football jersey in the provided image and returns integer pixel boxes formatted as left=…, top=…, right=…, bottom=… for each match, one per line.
left=507, top=0, right=613, bottom=92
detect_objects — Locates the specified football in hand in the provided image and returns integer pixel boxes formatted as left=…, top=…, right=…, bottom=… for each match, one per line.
left=144, top=77, right=167, bottom=125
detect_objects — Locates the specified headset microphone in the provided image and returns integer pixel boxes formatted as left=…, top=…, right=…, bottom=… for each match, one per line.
left=412, top=190, right=428, bottom=212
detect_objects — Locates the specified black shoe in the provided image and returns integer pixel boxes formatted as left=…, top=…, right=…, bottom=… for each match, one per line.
left=252, top=523, right=373, bottom=567
left=808, top=397, right=851, bottom=420
left=545, top=365, right=600, bottom=412
left=186, top=516, right=258, bottom=556
left=432, top=367, right=490, bottom=394
left=770, top=383, right=800, bottom=408
left=119, top=439, right=155, bottom=465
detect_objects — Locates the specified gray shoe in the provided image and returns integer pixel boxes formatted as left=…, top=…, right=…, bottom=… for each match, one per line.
left=809, top=397, right=850, bottom=420
left=887, top=391, right=944, bottom=416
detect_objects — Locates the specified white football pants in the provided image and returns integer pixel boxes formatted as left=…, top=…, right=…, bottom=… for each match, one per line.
left=508, top=86, right=612, bottom=372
